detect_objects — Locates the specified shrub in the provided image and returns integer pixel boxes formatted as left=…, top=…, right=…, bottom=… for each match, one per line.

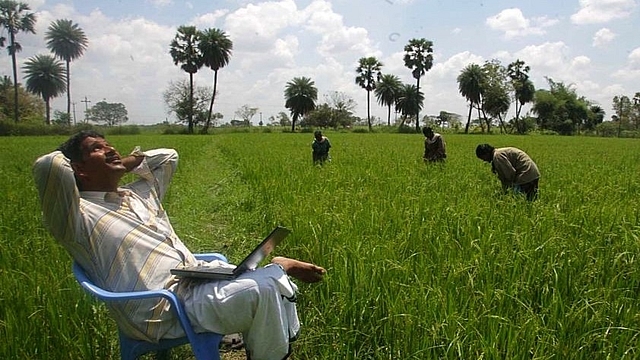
left=397, top=125, right=418, bottom=134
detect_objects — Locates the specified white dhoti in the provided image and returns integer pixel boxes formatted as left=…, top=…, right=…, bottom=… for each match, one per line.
left=182, top=264, right=299, bottom=360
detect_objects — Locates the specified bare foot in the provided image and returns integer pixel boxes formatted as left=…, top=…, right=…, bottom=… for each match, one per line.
left=272, top=256, right=326, bottom=283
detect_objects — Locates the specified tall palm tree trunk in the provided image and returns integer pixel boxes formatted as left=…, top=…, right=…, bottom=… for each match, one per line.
left=188, top=73, right=194, bottom=134
left=415, top=77, right=421, bottom=132
left=204, top=70, right=219, bottom=133
left=367, top=90, right=371, bottom=131
left=45, top=100, right=51, bottom=125
left=514, top=101, right=522, bottom=134
left=11, top=33, right=19, bottom=123
left=464, top=102, right=472, bottom=133
left=497, top=114, right=506, bottom=134
left=387, top=105, right=391, bottom=126
left=66, top=61, right=71, bottom=125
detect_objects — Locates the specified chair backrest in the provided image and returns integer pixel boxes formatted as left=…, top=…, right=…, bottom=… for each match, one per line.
left=72, top=261, right=222, bottom=360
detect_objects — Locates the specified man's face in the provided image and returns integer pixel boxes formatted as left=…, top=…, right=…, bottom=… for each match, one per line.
left=478, top=153, right=492, bottom=163
left=425, top=130, right=434, bottom=139
left=72, top=136, right=126, bottom=185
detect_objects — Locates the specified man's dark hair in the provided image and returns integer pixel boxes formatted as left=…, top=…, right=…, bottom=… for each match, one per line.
left=57, top=130, right=104, bottom=163
left=475, top=143, right=495, bottom=159
left=422, top=126, right=433, bottom=136
left=314, top=130, right=322, bottom=137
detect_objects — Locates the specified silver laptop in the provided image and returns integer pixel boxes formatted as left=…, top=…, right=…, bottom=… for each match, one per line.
left=170, top=226, right=291, bottom=280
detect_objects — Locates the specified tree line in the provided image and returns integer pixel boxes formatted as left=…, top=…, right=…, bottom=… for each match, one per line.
left=2, top=1, right=637, bottom=136
left=0, top=0, right=133, bottom=127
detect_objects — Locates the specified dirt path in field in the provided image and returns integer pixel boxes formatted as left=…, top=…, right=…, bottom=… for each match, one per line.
left=221, top=349, right=247, bottom=359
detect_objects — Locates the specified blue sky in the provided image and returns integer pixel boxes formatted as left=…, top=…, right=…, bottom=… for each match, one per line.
left=1, top=0, right=638, bottom=125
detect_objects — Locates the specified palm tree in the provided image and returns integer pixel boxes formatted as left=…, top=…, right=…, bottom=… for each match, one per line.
left=170, top=25, right=203, bottom=134
left=198, top=28, right=232, bottom=133
left=457, top=64, right=486, bottom=133
left=45, top=19, right=88, bottom=125
left=395, top=83, right=423, bottom=128
left=375, top=74, right=401, bottom=126
left=22, top=54, right=66, bottom=125
left=403, top=38, right=433, bottom=132
left=0, top=0, right=36, bottom=123
left=284, top=76, right=317, bottom=132
left=355, top=56, right=383, bottom=131
left=587, top=105, right=605, bottom=131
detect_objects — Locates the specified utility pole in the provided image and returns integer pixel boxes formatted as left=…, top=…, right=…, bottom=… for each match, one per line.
left=81, top=96, right=91, bottom=123
left=72, top=102, right=77, bottom=125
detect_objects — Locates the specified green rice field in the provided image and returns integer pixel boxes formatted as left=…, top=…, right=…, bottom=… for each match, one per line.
left=1, top=132, right=639, bottom=359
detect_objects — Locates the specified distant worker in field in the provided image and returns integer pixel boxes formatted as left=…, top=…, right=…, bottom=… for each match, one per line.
left=422, top=126, right=447, bottom=162
left=312, top=130, right=331, bottom=164
left=475, top=144, right=540, bottom=201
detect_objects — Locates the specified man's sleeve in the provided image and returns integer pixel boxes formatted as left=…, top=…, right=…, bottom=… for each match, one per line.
left=32, top=151, right=82, bottom=245
left=130, top=148, right=179, bottom=201
left=423, top=140, right=429, bottom=159
left=438, top=137, right=446, bottom=155
left=492, top=153, right=516, bottom=186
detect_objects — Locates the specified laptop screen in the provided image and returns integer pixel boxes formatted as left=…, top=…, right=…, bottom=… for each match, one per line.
left=234, top=226, right=291, bottom=274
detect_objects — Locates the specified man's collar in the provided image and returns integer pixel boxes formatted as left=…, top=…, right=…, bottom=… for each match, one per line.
left=81, top=189, right=130, bottom=203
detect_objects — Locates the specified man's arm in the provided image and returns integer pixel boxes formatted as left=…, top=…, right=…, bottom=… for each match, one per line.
left=129, top=148, right=179, bottom=201
left=492, top=153, right=516, bottom=187
left=436, top=137, right=446, bottom=157
left=123, top=155, right=144, bottom=172
left=423, top=140, right=429, bottom=160
left=33, top=151, right=82, bottom=245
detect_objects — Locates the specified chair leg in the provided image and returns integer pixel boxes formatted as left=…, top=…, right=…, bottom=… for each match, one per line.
left=155, top=349, right=171, bottom=360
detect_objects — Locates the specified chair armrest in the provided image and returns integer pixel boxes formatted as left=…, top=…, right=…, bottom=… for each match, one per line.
left=72, top=262, right=179, bottom=302
left=72, top=261, right=198, bottom=342
left=194, top=253, right=228, bottom=263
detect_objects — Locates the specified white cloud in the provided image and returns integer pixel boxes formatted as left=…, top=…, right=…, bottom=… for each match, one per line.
left=612, top=47, right=640, bottom=80
left=486, top=8, right=558, bottom=39
left=628, top=47, right=640, bottom=67
left=570, top=56, right=592, bottom=78
left=430, top=51, right=485, bottom=79
left=571, top=55, right=591, bottom=68
left=301, top=0, right=378, bottom=59
left=193, top=10, right=229, bottom=28
left=272, top=36, right=299, bottom=67
left=224, top=0, right=300, bottom=51
left=571, top=0, right=636, bottom=24
left=505, top=43, right=594, bottom=92
left=514, top=42, right=571, bottom=71
left=602, top=84, right=627, bottom=102
left=23, top=0, right=45, bottom=10
left=592, top=28, right=617, bottom=47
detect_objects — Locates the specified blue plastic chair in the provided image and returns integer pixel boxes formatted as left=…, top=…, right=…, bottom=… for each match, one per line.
left=72, top=253, right=228, bottom=360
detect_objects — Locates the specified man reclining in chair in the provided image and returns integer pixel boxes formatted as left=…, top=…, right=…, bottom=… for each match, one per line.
left=33, top=130, right=326, bottom=360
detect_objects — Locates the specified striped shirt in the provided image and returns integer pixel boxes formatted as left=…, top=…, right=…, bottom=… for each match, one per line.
left=33, top=149, right=197, bottom=341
